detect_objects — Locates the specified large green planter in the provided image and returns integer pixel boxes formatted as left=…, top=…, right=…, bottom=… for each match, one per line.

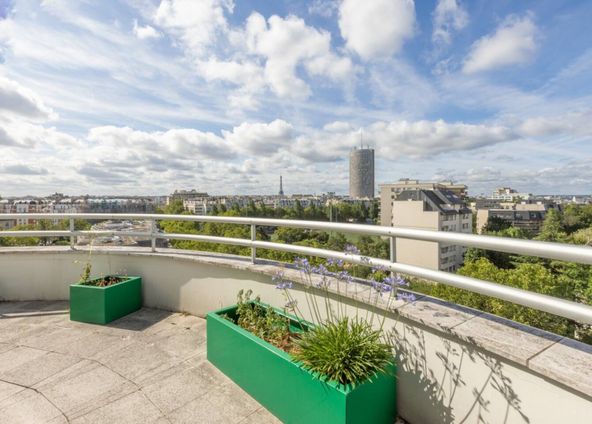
left=70, top=276, right=142, bottom=324
left=207, top=304, right=396, bottom=424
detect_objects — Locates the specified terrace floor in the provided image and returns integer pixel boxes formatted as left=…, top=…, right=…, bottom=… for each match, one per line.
left=0, top=301, right=282, bottom=424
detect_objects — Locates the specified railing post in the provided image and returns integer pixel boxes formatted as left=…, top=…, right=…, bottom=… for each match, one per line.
left=150, top=220, right=156, bottom=252
left=251, top=224, right=256, bottom=264
left=389, top=236, right=396, bottom=276
left=69, top=218, right=75, bottom=249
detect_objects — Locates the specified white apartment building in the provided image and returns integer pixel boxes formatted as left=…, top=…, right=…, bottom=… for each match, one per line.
left=0, top=199, right=15, bottom=230
left=490, top=187, right=532, bottom=201
left=183, top=198, right=210, bottom=215
left=384, top=189, right=472, bottom=272
left=13, top=200, right=44, bottom=226
left=379, top=179, right=468, bottom=226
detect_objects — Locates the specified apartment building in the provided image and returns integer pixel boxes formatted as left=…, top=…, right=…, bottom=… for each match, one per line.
left=183, top=197, right=210, bottom=215
left=490, top=187, right=532, bottom=201
left=475, top=202, right=558, bottom=235
left=167, top=190, right=209, bottom=205
left=384, top=189, right=472, bottom=272
left=13, top=200, right=43, bottom=226
left=379, top=179, right=468, bottom=226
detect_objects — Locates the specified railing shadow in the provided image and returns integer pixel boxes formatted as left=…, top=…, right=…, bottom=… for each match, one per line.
left=389, top=321, right=530, bottom=424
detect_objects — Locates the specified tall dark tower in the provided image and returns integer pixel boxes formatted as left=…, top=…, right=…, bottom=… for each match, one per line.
left=279, top=175, right=284, bottom=196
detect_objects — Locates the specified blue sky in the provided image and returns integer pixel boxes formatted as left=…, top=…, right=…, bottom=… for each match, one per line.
left=0, top=0, right=591, bottom=196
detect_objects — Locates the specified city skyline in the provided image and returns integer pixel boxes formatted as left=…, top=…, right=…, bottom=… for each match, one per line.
left=0, top=0, right=591, bottom=196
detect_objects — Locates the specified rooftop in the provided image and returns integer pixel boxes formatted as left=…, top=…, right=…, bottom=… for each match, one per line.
left=2, top=212, right=592, bottom=422
left=0, top=301, right=281, bottom=424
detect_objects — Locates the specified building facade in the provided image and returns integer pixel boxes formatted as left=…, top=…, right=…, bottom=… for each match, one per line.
left=475, top=202, right=558, bottom=235
left=379, top=179, right=468, bottom=226
left=384, top=189, right=472, bottom=272
left=349, top=147, right=374, bottom=199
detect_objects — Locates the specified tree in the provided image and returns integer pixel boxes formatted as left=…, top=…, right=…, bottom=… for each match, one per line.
left=484, top=216, right=511, bottom=232
left=464, top=226, right=529, bottom=269
left=537, top=209, right=567, bottom=242
left=432, top=258, right=575, bottom=338
left=370, top=201, right=380, bottom=223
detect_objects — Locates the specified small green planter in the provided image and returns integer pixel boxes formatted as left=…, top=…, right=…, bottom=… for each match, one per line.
left=207, top=304, right=396, bottom=424
left=70, top=276, right=142, bottom=324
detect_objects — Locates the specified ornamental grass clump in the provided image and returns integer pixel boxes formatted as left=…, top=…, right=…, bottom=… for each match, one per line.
left=292, top=317, right=392, bottom=386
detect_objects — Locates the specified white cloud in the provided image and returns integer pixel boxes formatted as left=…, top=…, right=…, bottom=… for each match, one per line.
left=432, top=0, right=468, bottom=47
left=308, top=0, right=339, bottom=18
left=196, top=58, right=265, bottom=109
left=517, top=110, right=592, bottom=138
left=0, top=164, right=49, bottom=175
left=154, top=0, right=233, bottom=56
left=87, top=125, right=235, bottom=160
left=133, top=19, right=162, bottom=40
left=223, top=119, right=293, bottom=155
left=463, top=14, right=538, bottom=74
left=245, top=13, right=353, bottom=100
left=339, top=0, right=416, bottom=59
left=0, top=76, right=56, bottom=121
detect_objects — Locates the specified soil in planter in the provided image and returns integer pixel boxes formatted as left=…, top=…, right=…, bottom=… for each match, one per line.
left=80, top=276, right=126, bottom=287
left=223, top=291, right=304, bottom=355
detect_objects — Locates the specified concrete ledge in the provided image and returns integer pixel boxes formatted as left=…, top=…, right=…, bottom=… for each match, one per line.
left=1, top=246, right=591, bottom=423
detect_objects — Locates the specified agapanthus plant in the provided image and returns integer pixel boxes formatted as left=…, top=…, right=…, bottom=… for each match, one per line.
left=267, top=245, right=417, bottom=386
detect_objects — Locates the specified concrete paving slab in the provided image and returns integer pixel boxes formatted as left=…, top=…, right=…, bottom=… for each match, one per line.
left=199, top=381, right=262, bottom=423
left=238, top=407, right=282, bottom=424
left=0, top=346, right=47, bottom=374
left=142, top=360, right=224, bottom=414
left=71, top=390, right=164, bottom=424
left=0, top=381, right=26, bottom=403
left=0, top=389, right=65, bottom=424
left=36, top=360, right=137, bottom=419
left=0, top=351, right=81, bottom=387
left=96, top=340, right=181, bottom=384
left=17, top=326, right=89, bottom=353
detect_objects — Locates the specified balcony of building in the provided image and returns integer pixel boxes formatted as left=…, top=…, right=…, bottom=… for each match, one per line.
left=1, top=213, right=592, bottom=423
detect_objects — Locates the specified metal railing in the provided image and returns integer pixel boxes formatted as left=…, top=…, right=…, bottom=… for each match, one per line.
left=2, top=212, right=592, bottom=324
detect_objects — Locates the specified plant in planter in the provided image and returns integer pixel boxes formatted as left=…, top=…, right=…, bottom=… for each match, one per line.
left=70, top=245, right=142, bottom=324
left=207, top=245, right=415, bottom=424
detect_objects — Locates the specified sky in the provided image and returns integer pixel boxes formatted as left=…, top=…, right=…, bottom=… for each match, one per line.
left=0, top=0, right=591, bottom=197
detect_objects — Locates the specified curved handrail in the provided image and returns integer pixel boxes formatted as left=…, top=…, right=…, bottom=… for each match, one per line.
left=2, top=212, right=592, bottom=324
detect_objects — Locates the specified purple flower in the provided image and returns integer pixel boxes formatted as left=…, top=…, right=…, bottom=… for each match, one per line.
left=273, top=271, right=293, bottom=289
left=344, top=244, right=360, bottom=255
left=383, top=275, right=408, bottom=287
left=313, top=264, right=330, bottom=275
left=371, top=279, right=394, bottom=295
left=276, top=280, right=293, bottom=290
left=336, top=270, right=353, bottom=284
left=272, top=271, right=285, bottom=283
left=294, top=257, right=312, bottom=273
left=327, top=258, right=344, bottom=267
left=311, top=264, right=331, bottom=288
left=397, top=292, right=417, bottom=302
left=360, top=256, right=371, bottom=264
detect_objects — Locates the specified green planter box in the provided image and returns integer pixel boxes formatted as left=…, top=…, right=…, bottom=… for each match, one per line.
left=207, top=304, right=396, bottom=424
left=70, top=276, right=142, bottom=324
